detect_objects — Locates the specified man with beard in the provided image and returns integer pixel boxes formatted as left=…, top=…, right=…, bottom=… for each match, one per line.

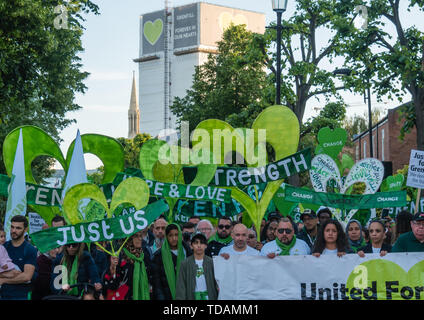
left=0, top=215, right=37, bottom=300
left=261, top=218, right=310, bottom=257
left=218, top=223, right=259, bottom=259
left=205, top=217, right=233, bottom=257
left=150, top=218, right=168, bottom=256
left=297, top=209, right=318, bottom=250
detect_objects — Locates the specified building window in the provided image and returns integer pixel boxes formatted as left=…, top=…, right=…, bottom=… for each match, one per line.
left=381, top=129, right=385, bottom=161
left=364, top=141, right=367, bottom=158
left=356, top=145, right=359, bottom=161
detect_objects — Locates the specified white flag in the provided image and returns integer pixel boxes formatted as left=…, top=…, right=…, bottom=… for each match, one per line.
left=4, top=129, right=27, bottom=241
left=62, top=130, right=89, bottom=218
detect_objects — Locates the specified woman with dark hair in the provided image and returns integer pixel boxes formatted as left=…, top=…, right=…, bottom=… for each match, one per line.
left=51, top=243, right=102, bottom=297
left=312, top=219, right=352, bottom=257
left=345, top=219, right=367, bottom=253
left=102, top=231, right=153, bottom=300
left=392, top=210, right=413, bottom=244
left=357, top=220, right=391, bottom=257
left=152, top=223, right=192, bottom=300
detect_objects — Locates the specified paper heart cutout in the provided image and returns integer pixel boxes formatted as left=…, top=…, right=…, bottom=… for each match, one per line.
left=346, top=259, right=424, bottom=300
left=380, top=174, right=404, bottom=192
left=144, top=19, right=163, bottom=45
left=219, top=12, right=248, bottom=31
left=310, top=154, right=385, bottom=223
left=63, top=177, right=150, bottom=225
left=193, top=105, right=300, bottom=234
left=3, top=126, right=125, bottom=224
left=315, top=127, right=347, bottom=160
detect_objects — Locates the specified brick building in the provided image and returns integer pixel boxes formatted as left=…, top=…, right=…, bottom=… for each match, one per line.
left=352, top=102, right=417, bottom=174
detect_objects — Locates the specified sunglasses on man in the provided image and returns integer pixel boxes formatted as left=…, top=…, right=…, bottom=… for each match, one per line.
left=277, top=228, right=293, bottom=234
left=218, top=224, right=231, bottom=230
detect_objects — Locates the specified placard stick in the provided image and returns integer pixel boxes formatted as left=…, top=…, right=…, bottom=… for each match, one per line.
left=415, top=188, right=422, bottom=213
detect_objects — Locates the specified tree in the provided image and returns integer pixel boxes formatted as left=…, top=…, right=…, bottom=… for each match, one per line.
left=116, top=133, right=152, bottom=169
left=339, top=1, right=424, bottom=150
left=267, top=0, right=359, bottom=126
left=170, top=24, right=274, bottom=132
left=343, top=107, right=385, bottom=147
left=0, top=0, right=99, bottom=180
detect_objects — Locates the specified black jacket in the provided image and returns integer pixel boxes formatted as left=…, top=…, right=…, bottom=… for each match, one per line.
left=359, top=243, right=392, bottom=254
left=205, top=241, right=228, bottom=258
left=296, top=227, right=317, bottom=250
left=151, top=241, right=192, bottom=300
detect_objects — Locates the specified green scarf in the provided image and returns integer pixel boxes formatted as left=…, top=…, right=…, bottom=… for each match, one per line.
left=161, top=223, right=185, bottom=299
left=276, top=235, right=297, bottom=256
left=64, top=256, right=79, bottom=296
left=208, top=233, right=233, bottom=245
left=123, top=248, right=150, bottom=300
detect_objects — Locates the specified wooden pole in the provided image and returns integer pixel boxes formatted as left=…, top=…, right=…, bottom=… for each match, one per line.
left=415, top=188, right=422, bottom=213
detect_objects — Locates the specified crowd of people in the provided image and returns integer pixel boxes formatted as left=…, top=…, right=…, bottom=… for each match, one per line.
left=0, top=207, right=423, bottom=300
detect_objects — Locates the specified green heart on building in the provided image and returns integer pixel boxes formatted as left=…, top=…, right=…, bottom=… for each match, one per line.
left=144, top=19, right=163, bottom=45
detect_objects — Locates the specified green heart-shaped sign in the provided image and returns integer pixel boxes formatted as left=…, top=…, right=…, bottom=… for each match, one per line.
left=63, top=177, right=150, bottom=225
left=3, top=126, right=125, bottom=224
left=192, top=105, right=300, bottom=235
left=346, top=259, right=424, bottom=300
left=144, top=19, right=163, bottom=45
left=315, top=127, right=347, bottom=160
left=380, top=174, right=404, bottom=192
left=139, top=139, right=217, bottom=221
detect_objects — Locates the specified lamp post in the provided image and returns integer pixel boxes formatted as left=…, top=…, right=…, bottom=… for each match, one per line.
left=272, top=0, right=288, bottom=105
left=333, top=67, right=373, bottom=158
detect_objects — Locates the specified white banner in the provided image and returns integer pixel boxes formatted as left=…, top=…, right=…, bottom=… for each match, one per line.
left=213, top=253, right=424, bottom=300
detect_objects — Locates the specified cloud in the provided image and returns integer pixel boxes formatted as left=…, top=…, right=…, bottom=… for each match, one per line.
left=81, top=104, right=126, bottom=113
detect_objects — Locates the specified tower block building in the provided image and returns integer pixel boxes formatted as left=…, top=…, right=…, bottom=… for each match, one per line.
left=134, top=2, right=265, bottom=138
left=128, top=72, right=140, bottom=138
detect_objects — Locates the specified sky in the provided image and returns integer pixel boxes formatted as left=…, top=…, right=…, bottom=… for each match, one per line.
left=57, top=0, right=424, bottom=170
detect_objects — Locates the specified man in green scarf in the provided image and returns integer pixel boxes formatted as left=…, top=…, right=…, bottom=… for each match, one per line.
left=205, top=217, right=233, bottom=257
left=260, top=218, right=311, bottom=258
left=152, top=223, right=192, bottom=300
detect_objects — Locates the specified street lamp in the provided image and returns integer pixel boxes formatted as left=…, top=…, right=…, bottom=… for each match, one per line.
left=333, top=67, right=373, bottom=158
left=272, top=0, right=288, bottom=105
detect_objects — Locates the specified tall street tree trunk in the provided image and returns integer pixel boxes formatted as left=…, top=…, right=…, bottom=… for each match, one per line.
left=414, top=89, right=424, bottom=151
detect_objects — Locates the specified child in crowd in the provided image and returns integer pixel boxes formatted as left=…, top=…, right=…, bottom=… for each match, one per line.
left=0, top=244, right=21, bottom=280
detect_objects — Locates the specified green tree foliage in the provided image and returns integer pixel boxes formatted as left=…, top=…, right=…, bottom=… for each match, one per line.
left=170, top=24, right=274, bottom=132
left=338, top=1, right=424, bottom=150
left=117, top=133, right=152, bottom=169
left=0, top=0, right=99, bottom=179
left=268, top=0, right=360, bottom=125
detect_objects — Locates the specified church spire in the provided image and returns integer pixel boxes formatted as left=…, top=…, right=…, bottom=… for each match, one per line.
left=128, top=71, right=140, bottom=138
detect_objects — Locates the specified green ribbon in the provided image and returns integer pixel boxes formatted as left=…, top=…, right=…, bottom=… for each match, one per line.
left=123, top=248, right=150, bottom=300
left=276, top=235, right=297, bottom=256
left=208, top=233, right=233, bottom=245
left=284, top=185, right=407, bottom=210
left=63, top=256, right=79, bottom=296
left=161, top=223, right=185, bottom=299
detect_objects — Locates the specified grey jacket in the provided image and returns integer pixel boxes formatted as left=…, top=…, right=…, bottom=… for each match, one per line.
left=175, top=255, right=218, bottom=300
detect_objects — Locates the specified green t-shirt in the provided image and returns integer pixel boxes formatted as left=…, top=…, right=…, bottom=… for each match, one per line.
left=392, top=231, right=424, bottom=253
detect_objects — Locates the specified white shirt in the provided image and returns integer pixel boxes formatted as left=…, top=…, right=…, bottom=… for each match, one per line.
left=371, top=247, right=381, bottom=254
left=260, top=239, right=311, bottom=256
left=322, top=248, right=338, bottom=255
left=194, top=259, right=208, bottom=297
left=218, top=245, right=260, bottom=257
